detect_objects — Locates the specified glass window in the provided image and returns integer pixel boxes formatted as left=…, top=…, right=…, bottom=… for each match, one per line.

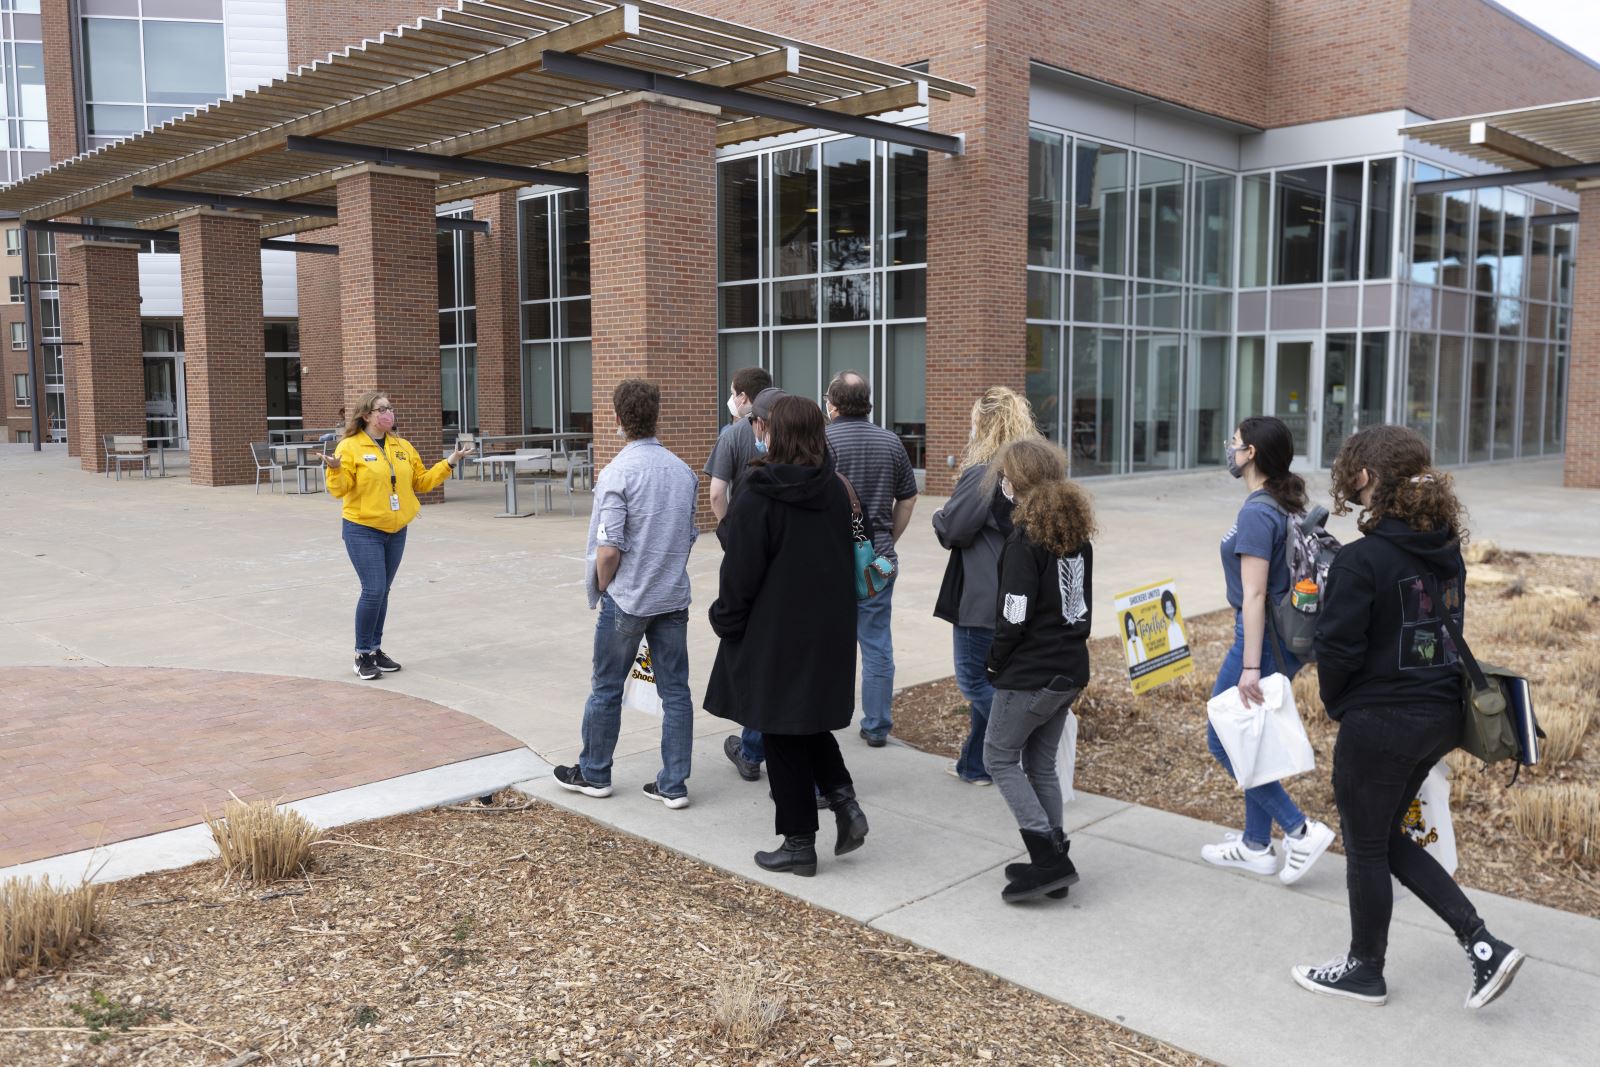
left=1240, top=174, right=1270, bottom=287
left=14, top=373, right=29, bottom=403
left=1130, top=335, right=1181, bottom=471
left=1554, top=224, right=1575, bottom=304
left=1189, top=335, right=1228, bottom=466
left=1526, top=219, right=1554, bottom=303
left=772, top=278, right=816, bottom=325
left=8, top=276, right=23, bottom=302
left=719, top=284, right=759, bottom=329
left=1522, top=342, right=1545, bottom=456
left=1357, top=333, right=1387, bottom=430
left=1440, top=191, right=1471, bottom=289
left=823, top=138, right=872, bottom=272
left=1073, top=275, right=1125, bottom=324
left=1405, top=332, right=1436, bottom=446
left=5, top=229, right=20, bottom=255
left=519, top=198, right=550, bottom=302
left=1236, top=337, right=1265, bottom=421
left=1410, top=163, right=1444, bottom=286
left=823, top=273, right=872, bottom=322
left=87, top=104, right=144, bottom=138
left=1546, top=344, right=1566, bottom=450
left=771, top=146, right=817, bottom=276
left=9, top=320, right=25, bottom=348
left=558, top=191, right=589, bottom=297
left=521, top=342, right=554, bottom=434
left=1134, top=282, right=1181, bottom=329
left=1434, top=336, right=1464, bottom=465
left=1275, top=166, right=1326, bottom=285
left=1493, top=340, right=1517, bottom=459
left=718, top=333, right=762, bottom=415
left=1364, top=159, right=1395, bottom=279
left=142, top=21, right=224, bottom=104
left=1070, top=328, right=1124, bottom=477
left=718, top=156, right=760, bottom=281
left=1474, top=187, right=1501, bottom=295
left=1028, top=129, right=1064, bottom=268
left=884, top=144, right=926, bottom=266
left=1498, top=191, right=1525, bottom=300
left=774, top=329, right=818, bottom=399
left=83, top=18, right=142, bottom=101
left=436, top=230, right=458, bottom=309
left=1136, top=155, right=1184, bottom=282
left=823, top=325, right=870, bottom=392
left=1322, top=334, right=1356, bottom=461
left=1328, top=163, right=1363, bottom=282
left=1027, top=270, right=1060, bottom=320
left=1190, top=168, right=1234, bottom=288
left=1073, top=141, right=1128, bottom=276
left=884, top=268, right=925, bottom=319
left=887, top=323, right=926, bottom=464
left=1026, top=323, right=1061, bottom=441
left=561, top=341, right=591, bottom=433
left=1466, top=337, right=1493, bottom=462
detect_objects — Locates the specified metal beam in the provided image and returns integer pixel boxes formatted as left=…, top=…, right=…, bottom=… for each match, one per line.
left=539, top=50, right=962, bottom=156
left=26, top=219, right=341, bottom=255
left=436, top=216, right=490, bottom=233
left=1412, top=161, right=1600, bottom=195
left=131, top=184, right=338, bottom=218
left=262, top=238, right=338, bottom=254
left=1531, top=211, right=1580, bottom=226
left=283, top=135, right=588, bottom=189
left=1469, top=121, right=1578, bottom=169
left=19, top=225, right=40, bottom=451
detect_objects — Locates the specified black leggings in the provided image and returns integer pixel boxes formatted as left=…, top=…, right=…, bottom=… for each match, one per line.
left=1333, top=703, right=1481, bottom=973
left=763, top=731, right=853, bottom=837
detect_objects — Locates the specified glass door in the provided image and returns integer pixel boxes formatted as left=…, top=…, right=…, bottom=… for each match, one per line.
left=1266, top=335, right=1321, bottom=468
left=142, top=353, right=186, bottom=447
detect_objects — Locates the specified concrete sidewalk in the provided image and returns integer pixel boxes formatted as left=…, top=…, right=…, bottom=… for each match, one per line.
left=3, top=445, right=1597, bottom=1065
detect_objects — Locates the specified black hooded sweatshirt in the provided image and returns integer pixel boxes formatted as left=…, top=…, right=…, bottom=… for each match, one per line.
left=703, top=455, right=858, bottom=735
left=1314, top=517, right=1466, bottom=720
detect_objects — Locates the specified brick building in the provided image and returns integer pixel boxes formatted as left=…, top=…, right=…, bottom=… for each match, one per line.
left=1, top=0, right=1596, bottom=491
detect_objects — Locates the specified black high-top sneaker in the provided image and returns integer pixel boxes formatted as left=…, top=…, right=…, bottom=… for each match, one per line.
left=372, top=649, right=402, bottom=672
left=1462, top=926, right=1525, bottom=1009
left=353, top=652, right=380, bottom=681
left=1291, top=955, right=1388, bottom=1005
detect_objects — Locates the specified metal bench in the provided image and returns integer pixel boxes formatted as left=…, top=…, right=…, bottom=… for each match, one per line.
left=103, top=434, right=151, bottom=480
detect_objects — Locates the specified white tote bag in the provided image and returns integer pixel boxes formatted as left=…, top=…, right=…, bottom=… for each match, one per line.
left=1205, top=672, right=1315, bottom=790
left=1402, top=761, right=1458, bottom=874
left=621, top=639, right=664, bottom=717
left=1058, top=710, right=1079, bottom=805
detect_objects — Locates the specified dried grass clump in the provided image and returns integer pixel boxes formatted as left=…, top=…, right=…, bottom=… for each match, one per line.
left=1291, top=669, right=1324, bottom=720
left=0, top=876, right=103, bottom=978
left=1550, top=647, right=1600, bottom=694
left=1538, top=693, right=1594, bottom=766
left=707, top=967, right=788, bottom=1047
left=205, top=798, right=323, bottom=883
left=1510, top=784, right=1600, bottom=867
left=1443, top=750, right=1479, bottom=806
left=1476, top=591, right=1589, bottom=645
left=1463, top=539, right=1502, bottom=565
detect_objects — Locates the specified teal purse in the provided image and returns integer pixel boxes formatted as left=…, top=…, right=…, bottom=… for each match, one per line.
left=838, top=474, right=896, bottom=600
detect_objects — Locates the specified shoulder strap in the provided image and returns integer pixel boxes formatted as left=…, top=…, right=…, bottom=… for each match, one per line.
left=1402, top=553, right=1489, bottom=692
left=836, top=472, right=863, bottom=519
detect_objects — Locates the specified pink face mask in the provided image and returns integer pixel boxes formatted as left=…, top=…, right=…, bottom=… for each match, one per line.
left=369, top=408, right=394, bottom=434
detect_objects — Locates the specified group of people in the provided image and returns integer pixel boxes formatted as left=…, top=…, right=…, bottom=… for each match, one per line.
left=317, top=375, right=1524, bottom=1012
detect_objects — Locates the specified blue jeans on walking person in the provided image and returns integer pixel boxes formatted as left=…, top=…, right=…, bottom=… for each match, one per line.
left=856, top=573, right=897, bottom=739
left=1206, top=613, right=1306, bottom=850
left=952, top=624, right=995, bottom=780
left=739, top=727, right=765, bottom=765
left=342, top=520, right=407, bottom=654
left=579, top=592, right=694, bottom=798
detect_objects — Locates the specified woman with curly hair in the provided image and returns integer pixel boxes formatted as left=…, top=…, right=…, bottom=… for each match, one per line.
left=932, top=386, right=1039, bottom=785
left=1293, top=424, right=1523, bottom=1010
left=982, top=438, right=1094, bottom=903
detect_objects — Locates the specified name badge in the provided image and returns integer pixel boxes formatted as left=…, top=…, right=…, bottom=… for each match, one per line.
left=364, top=453, right=379, bottom=462
left=390, top=494, right=401, bottom=512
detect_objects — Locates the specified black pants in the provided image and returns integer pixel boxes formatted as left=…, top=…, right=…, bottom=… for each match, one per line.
left=1333, top=703, right=1481, bottom=973
left=764, top=731, right=852, bottom=837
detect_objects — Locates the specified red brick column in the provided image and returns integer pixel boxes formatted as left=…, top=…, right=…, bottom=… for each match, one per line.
left=473, top=190, right=522, bottom=437
left=60, top=241, right=142, bottom=474
left=1566, top=186, right=1600, bottom=488
left=335, top=164, right=444, bottom=500
left=586, top=93, right=719, bottom=512
left=297, top=225, right=344, bottom=429
left=924, top=43, right=1031, bottom=494
left=178, top=208, right=266, bottom=486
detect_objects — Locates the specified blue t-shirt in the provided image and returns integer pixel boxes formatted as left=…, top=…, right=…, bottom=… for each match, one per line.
left=1220, top=490, right=1291, bottom=611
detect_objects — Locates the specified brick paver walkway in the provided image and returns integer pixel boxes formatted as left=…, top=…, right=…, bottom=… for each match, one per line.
left=0, top=667, right=523, bottom=867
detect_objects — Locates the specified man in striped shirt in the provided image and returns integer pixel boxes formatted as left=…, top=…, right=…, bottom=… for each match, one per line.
left=825, top=371, right=919, bottom=746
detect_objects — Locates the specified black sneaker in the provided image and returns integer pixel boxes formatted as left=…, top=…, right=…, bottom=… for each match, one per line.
left=723, top=735, right=761, bottom=781
left=552, top=764, right=612, bottom=798
left=372, top=649, right=402, bottom=672
left=1291, top=955, right=1388, bottom=1005
left=1463, top=927, right=1525, bottom=1009
left=859, top=728, right=888, bottom=748
left=642, top=782, right=690, bottom=809
left=353, top=652, right=380, bottom=681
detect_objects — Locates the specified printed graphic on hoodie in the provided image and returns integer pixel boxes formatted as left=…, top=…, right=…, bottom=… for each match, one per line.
left=1397, top=573, right=1462, bottom=671
left=1058, top=554, right=1088, bottom=625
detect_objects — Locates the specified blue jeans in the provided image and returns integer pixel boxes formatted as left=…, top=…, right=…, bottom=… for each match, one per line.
left=579, top=593, right=694, bottom=797
left=856, top=573, right=896, bottom=738
left=1206, top=613, right=1306, bottom=850
left=342, top=520, right=407, bottom=654
left=739, top=727, right=765, bottom=765
left=952, top=624, right=994, bottom=780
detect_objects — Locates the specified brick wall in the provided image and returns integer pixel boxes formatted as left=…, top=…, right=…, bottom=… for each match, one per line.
left=2, top=299, right=30, bottom=442
left=1564, top=186, right=1599, bottom=489
left=40, top=2, right=79, bottom=162
left=286, top=0, right=438, bottom=69
left=472, top=191, right=523, bottom=438
left=587, top=95, right=719, bottom=521
left=1265, top=0, right=1410, bottom=127
left=296, top=225, right=344, bottom=429
left=335, top=165, right=445, bottom=501
left=60, top=241, right=142, bottom=474
left=179, top=210, right=267, bottom=486
left=1407, top=0, right=1600, bottom=120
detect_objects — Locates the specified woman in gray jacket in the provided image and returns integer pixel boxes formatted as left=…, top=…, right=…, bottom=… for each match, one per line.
left=932, top=386, right=1040, bottom=784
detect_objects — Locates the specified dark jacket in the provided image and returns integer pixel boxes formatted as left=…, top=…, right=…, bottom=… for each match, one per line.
left=704, top=455, right=858, bottom=735
left=932, top=463, right=1015, bottom=628
left=986, top=530, right=1093, bottom=692
left=1314, top=518, right=1466, bottom=719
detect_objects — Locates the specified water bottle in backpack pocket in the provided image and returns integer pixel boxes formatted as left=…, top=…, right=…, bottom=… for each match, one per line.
left=1266, top=503, right=1342, bottom=662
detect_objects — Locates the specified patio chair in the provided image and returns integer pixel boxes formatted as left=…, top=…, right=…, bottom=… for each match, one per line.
left=559, top=441, right=594, bottom=514
left=514, top=448, right=555, bottom=512
left=294, top=448, right=324, bottom=495
left=104, top=434, right=151, bottom=481
left=251, top=441, right=284, bottom=494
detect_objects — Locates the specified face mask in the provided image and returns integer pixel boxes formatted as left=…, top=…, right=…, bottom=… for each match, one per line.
left=1226, top=446, right=1247, bottom=480
left=754, top=437, right=768, bottom=455
left=999, top=478, right=1014, bottom=503
left=727, top=395, right=742, bottom=420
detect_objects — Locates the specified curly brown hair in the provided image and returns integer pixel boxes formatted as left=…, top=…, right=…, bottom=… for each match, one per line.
left=612, top=379, right=660, bottom=440
left=1330, top=424, right=1468, bottom=543
left=989, top=438, right=1096, bottom=556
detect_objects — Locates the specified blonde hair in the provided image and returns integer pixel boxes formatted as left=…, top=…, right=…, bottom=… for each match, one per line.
left=989, top=438, right=1096, bottom=557
left=342, top=390, right=388, bottom=441
left=960, top=386, right=1039, bottom=471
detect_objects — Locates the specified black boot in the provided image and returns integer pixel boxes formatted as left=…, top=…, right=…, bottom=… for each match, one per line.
left=755, top=834, right=817, bottom=877
left=824, top=787, right=869, bottom=856
left=1006, top=826, right=1071, bottom=898
left=1003, top=828, right=1078, bottom=903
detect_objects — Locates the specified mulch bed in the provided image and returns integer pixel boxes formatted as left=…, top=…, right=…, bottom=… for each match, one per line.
left=0, top=799, right=1210, bottom=1067
left=892, top=547, right=1600, bottom=920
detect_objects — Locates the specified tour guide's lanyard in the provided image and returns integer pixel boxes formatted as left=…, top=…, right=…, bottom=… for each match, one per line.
left=372, top=435, right=400, bottom=512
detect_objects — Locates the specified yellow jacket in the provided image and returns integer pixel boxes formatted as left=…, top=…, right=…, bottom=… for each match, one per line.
left=325, top=429, right=453, bottom=533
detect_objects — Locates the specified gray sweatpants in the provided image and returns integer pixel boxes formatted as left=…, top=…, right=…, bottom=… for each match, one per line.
left=983, top=684, right=1080, bottom=835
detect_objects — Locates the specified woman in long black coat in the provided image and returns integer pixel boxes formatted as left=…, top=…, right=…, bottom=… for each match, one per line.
left=705, top=394, right=867, bottom=877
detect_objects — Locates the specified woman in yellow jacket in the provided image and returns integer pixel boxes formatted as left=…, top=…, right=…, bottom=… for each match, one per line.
left=321, top=390, right=475, bottom=680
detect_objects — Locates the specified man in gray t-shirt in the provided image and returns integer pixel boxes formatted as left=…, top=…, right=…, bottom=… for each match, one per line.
left=705, top=365, right=772, bottom=523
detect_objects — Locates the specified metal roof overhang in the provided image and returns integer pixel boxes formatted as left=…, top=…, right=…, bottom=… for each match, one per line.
left=0, top=0, right=971, bottom=240
left=1402, top=98, right=1600, bottom=195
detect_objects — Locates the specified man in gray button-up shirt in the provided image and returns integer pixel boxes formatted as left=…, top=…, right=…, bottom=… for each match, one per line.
left=555, top=379, right=700, bottom=808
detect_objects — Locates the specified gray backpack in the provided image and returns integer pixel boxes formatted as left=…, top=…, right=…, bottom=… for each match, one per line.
left=1265, top=503, right=1342, bottom=663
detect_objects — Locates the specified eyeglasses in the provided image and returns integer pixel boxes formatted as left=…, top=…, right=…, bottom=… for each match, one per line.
left=372, top=404, right=394, bottom=413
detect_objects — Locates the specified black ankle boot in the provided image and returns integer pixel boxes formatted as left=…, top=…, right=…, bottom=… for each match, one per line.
left=1006, top=826, right=1071, bottom=898
left=755, top=834, right=817, bottom=876
left=1003, top=828, right=1079, bottom=903
left=825, top=787, right=869, bottom=856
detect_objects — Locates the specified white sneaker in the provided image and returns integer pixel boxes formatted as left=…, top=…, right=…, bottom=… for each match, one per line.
left=1280, top=820, right=1336, bottom=885
left=1201, top=836, right=1277, bottom=875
